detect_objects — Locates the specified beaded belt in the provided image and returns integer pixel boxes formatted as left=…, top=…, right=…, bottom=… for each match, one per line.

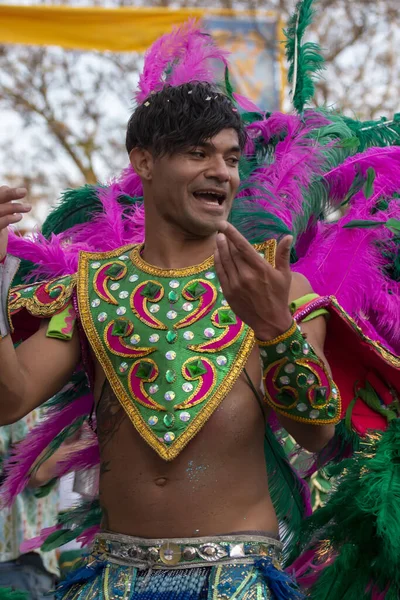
left=92, top=532, right=283, bottom=570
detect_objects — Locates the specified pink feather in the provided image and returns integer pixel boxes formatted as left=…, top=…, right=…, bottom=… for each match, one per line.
left=55, top=443, right=100, bottom=479
left=0, top=394, right=93, bottom=507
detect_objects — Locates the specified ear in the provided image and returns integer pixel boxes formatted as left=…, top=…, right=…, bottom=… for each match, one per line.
left=129, top=148, right=154, bottom=181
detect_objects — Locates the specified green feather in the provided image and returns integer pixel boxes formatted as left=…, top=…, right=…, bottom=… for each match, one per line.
left=343, top=113, right=400, bottom=151
left=0, top=589, right=29, bottom=600
left=41, top=528, right=79, bottom=552
left=285, top=0, right=325, bottom=113
left=41, top=184, right=104, bottom=238
left=290, top=420, right=400, bottom=597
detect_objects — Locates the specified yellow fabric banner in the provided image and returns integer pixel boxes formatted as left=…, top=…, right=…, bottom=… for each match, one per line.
left=0, top=5, right=265, bottom=53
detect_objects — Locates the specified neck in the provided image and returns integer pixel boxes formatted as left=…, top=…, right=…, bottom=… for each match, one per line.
left=142, top=221, right=216, bottom=270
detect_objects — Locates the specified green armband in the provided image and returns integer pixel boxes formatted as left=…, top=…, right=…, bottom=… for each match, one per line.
left=46, top=301, right=76, bottom=341
left=290, top=293, right=329, bottom=323
left=257, top=321, right=341, bottom=425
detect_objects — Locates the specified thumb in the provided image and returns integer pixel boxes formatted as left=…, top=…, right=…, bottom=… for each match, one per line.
left=275, top=235, right=293, bottom=273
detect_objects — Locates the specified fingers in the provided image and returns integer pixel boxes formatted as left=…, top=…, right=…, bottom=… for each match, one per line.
left=0, top=187, right=31, bottom=230
left=0, top=186, right=27, bottom=204
left=275, top=235, right=293, bottom=273
left=219, top=221, right=258, bottom=261
left=216, top=232, right=240, bottom=287
left=214, top=247, right=229, bottom=292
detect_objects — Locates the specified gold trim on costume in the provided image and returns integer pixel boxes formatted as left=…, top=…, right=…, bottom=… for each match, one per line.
left=130, top=244, right=214, bottom=277
left=256, top=320, right=297, bottom=346
left=9, top=275, right=77, bottom=318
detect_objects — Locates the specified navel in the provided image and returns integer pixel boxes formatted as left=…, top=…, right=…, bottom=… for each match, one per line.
left=154, top=477, right=168, bottom=487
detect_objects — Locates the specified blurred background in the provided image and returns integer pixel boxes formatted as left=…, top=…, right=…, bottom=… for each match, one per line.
left=0, top=0, right=399, bottom=231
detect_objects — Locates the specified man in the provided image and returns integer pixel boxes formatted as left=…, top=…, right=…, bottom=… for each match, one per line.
left=0, top=80, right=341, bottom=599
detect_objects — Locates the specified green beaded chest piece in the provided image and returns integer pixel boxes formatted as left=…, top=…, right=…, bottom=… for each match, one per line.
left=78, top=243, right=273, bottom=460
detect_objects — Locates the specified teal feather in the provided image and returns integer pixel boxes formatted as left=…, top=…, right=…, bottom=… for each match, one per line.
left=285, top=0, right=325, bottom=113
left=264, top=426, right=310, bottom=562
left=291, top=421, right=400, bottom=597
left=41, top=185, right=103, bottom=238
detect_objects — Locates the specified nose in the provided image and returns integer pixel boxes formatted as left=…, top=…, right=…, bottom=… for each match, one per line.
left=204, top=156, right=230, bottom=183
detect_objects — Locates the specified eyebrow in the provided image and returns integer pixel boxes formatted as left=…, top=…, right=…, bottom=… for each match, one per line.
left=198, top=141, right=241, bottom=154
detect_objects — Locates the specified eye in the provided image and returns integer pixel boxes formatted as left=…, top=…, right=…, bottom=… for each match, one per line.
left=190, top=150, right=206, bottom=159
left=227, top=156, right=240, bottom=166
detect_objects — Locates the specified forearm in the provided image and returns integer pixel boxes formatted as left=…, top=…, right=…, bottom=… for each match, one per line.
left=0, top=334, right=30, bottom=424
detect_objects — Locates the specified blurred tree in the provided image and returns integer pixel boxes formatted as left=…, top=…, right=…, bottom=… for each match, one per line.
left=0, top=0, right=398, bottom=225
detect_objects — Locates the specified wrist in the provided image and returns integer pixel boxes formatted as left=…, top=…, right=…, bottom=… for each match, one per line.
left=254, top=315, right=294, bottom=343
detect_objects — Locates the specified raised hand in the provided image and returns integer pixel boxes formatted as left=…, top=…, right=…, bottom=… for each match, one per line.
left=214, top=222, right=293, bottom=341
left=0, top=186, right=30, bottom=260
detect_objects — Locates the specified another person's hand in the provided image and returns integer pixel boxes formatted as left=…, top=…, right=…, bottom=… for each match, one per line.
left=0, top=186, right=31, bottom=260
left=214, top=222, right=293, bottom=341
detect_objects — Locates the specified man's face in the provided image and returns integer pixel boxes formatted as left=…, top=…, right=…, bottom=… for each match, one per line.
left=144, top=128, right=241, bottom=237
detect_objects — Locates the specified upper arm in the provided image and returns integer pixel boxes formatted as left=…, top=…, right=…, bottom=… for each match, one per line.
left=10, top=321, right=81, bottom=421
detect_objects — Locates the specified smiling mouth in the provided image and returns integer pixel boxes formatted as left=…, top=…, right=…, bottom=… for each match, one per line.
left=192, top=190, right=227, bottom=205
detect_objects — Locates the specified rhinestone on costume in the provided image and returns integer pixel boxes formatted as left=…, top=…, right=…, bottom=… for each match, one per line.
left=149, top=304, right=160, bottom=314
left=91, top=262, right=101, bottom=269
left=327, top=404, right=337, bottom=417
left=303, top=343, right=310, bottom=355
left=182, top=382, right=193, bottom=393
left=183, top=331, right=194, bottom=341
left=118, top=255, right=129, bottom=261
left=119, top=362, right=129, bottom=374
left=291, top=340, right=302, bottom=355
left=136, top=362, right=153, bottom=379
left=186, top=281, right=206, bottom=299
left=218, top=310, right=236, bottom=325
left=168, top=290, right=178, bottom=303
left=297, top=374, right=308, bottom=387
left=149, top=334, right=160, bottom=343
left=165, top=370, right=176, bottom=383
left=148, top=415, right=158, bottom=426
left=49, top=287, right=61, bottom=299
left=284, top=363, right=296, bottom=374
left=332, top=387, right=338, bottom=398
left=112, top=319, right=130, bottom=337
left=166, top=330, right=178, bottom=344
left=25, top=287, right=34, bottom=293
left=110, top=282, right=120, bottom=291
left=310, top=409, right=320, bottom=419
left=229, top=543, right=245, bottom=558
left=164, top=432, right=175, bottom=443
left=164, top=391, right=176, bottom=402
left=129, top=274, right=139, bottom=282
left=182, top=547, right=197, bottom=560
left=160, top=542, right=181, bottom=564
left=130, top=334, right=141, bottom=345
left=142, top=282, right=162, bottom=299
left=182, top=302, right=193, bottom=312
left=119, top=290, right=129, bottom=299
left=276, top=342, right=287, bottom=354
left=180, top=411, right=191, bottom=422
left=163, top=412, right=175, bottom=427
left=107, top=264, right=124, bottom=278
left=91, top=299, right=100, bottom=308
left=297, top=403, right=308, bottom=412
left=166, top=351, right=176, bottom=360
left=116, top=306, right=127, bottom=316
left=186, top=360, right=207, bottom=377
left=279, top=376, right=290, bottom=386
left=216, top=355, right=227, bottom=366
left=198, top=543, right=227, bottom=561
left=148, top=547, right=159, bottom=562
left=149, top=385, right=159, bottom=395
left=260, top=349, right=267, bottom=358
left=166, top=310, right=177, bottom=320
left=307, top=374, right=315, bottom=385
left=204, top=328, right=215, bottom=339
left=315, top=386, right=328, bottom=405
left=169, top=280, right=180, bottom=289
left=98, top=312, right=107, bottom=322
left=205, top=271, right=216, bottom=279
left=221, top=299, right=228, bottom=307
